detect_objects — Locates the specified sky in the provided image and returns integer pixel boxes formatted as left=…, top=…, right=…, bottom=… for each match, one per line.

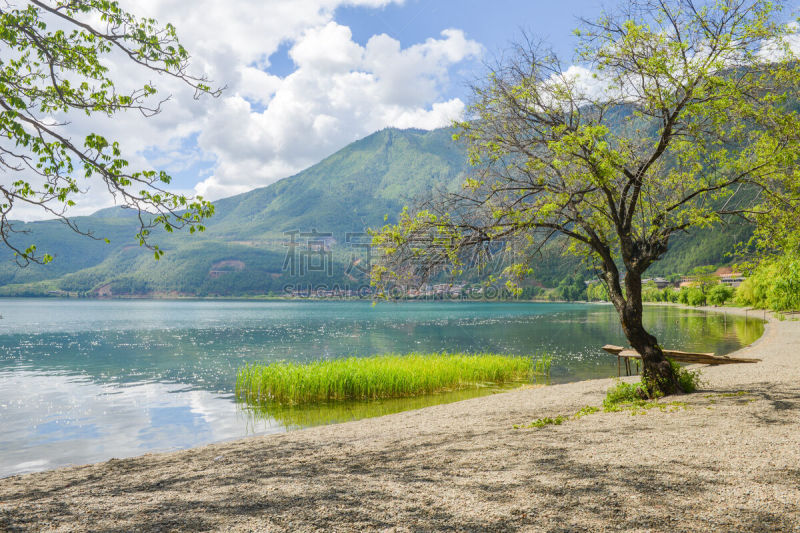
left=13, top=0, right=800, bottom=220
left=27, top=0, right=605, bottom=219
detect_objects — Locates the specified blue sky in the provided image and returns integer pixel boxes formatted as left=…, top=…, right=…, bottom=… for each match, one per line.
left=336, top=0, right=602, bottom=58
left=269, top=1, right=605, bottom=99
left=113, top=0, right=604, bottom=199
left=62, top=0, right=610, bottom=214
left=59, top=0, right=782, bottom=217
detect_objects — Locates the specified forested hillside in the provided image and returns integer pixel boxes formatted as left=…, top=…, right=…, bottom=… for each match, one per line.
left=0, top=127, right=748, bottom=297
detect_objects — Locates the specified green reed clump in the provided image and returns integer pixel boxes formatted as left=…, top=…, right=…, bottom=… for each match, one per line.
left=533, top=354, right=552, bottom=382
left=236, top=352, right=536, bottom=405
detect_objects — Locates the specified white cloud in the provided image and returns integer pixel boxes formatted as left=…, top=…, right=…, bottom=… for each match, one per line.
left=11, top=0, right=484, bottom=220
left=192, top=22, right=482, bottom=199
left=757, top=21, right=800, bottom=62
left=18, top=0, right=479, bottom=217
left=558, top=65, right=613, bottom=101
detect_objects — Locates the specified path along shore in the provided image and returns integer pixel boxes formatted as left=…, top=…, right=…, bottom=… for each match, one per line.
left=1, top=306, right=798, bottom=532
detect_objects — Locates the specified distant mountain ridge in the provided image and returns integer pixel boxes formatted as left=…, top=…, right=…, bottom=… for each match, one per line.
left=0, top=127, right=469, bottom=296
left=0, top=126, right=746, bottom=297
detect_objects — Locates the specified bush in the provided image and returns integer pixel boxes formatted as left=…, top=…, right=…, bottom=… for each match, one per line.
left=678, top=286, right=691, bottom=304
left=766, top=255, right=800, bottom=311
left=557, top=275, right=587, bottom=301
left=670, top=359, right=702, bottom=393
left=734, top=277, right=756, bottom=306
left=686, top=287, right=706, bottom=306
left=603, top=381, right=648, bottom=409
left=707, top=284, right=734, bottom=306
left=603, top=359, right=702, bottom=408
left=586, top=282, right=609, bottom=301
left=642, top=283, right=663, bottom=302
left=735, top=253, right=800, bottom=311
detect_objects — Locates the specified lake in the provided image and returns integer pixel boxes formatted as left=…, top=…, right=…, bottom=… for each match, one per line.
left=0, top=298, right=763, bottom=477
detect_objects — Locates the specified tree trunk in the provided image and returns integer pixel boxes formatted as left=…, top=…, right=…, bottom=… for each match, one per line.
left=612, top=270, right=683, bottom=397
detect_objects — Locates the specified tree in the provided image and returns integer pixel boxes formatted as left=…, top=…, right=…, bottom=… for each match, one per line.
left=686, top=286, right=707, bottom=306
left=557, top=274, right=587, bottom=301
left=688, top=265, right=717, bottom=292
left=372, top=0, right=800, bottom=397
left=0, top=0, right=220, bottom=264
left=641, top=281, right=663, bottom=302
left=707, top=283, right=734, bottom=306
left=586, top=281, right=609, bottom=301
left=735, top=252, right=800, bottom=310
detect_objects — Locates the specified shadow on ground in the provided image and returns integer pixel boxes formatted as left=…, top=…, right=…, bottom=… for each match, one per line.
left=1, top=384, right=799, bottom=532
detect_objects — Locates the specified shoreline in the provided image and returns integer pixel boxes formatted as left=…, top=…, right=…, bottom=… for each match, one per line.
left=0, top=293, right=593, bottom=303
left=2, top=307, right=797, bottom=531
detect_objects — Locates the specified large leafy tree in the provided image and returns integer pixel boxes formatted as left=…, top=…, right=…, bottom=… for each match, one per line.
left=372, top=0, right=800, bottom=396
left=0, top=0, right=219, bottom=264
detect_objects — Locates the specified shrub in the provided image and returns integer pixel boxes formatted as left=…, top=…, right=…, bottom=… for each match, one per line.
left=642, top=283, right=663, bottom=302
left=586, top=282, right=609, bottom=302
left=603, top=381, right=648, bottom=409
left=678, top=287, right=691, bottom=304
left=767, top=255, right=800, bottom=311
left=734, top=278, right=756, bottom=306
left=707, top=284, right=734, bottom=306
left=603, top=360, right=701, bottom=409
left=734, top=253, right=800, bottom=311
left=670, top=359, right=702, bottom=393
left=686, top=287, right=706, bottom=306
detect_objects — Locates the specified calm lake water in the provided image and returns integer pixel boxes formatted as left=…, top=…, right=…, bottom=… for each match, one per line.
left=0, top=299, right=763, bottom=477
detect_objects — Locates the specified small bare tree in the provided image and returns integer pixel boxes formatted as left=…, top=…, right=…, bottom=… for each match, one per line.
left=372, top=0, right=800, bottom=396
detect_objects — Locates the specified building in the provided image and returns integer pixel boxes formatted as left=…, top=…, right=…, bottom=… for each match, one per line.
left=719, top=274, right=746, bottom=288
left=652, top=277, right=671, bottom=289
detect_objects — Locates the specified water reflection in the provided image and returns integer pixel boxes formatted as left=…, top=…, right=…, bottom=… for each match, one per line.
left=0, top=369, right=260, bottom=476
left=239, top=384, right=530, bottom=431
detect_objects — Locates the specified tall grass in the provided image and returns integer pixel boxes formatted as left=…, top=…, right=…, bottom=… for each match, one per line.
left=236, top=352, right=541, bottom=405
left=533, top=354, right=552, bottom=381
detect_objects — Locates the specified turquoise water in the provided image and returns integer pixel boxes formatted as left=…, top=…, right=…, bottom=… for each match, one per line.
left=0, top=299, right=762, bottom=476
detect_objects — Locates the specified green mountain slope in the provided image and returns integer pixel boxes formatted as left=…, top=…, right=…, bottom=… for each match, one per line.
left=205, top=127, right=466, bottom=237
left=0, top=128, right=470, bottom=296
left=0, top=126, right=749, bottom=297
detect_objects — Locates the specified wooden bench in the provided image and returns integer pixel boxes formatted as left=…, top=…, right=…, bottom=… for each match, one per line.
left=601, top=344, right=761, bottom=376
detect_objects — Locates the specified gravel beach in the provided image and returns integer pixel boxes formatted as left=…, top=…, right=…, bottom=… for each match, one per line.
left=1, top=306, right=798, bottom=532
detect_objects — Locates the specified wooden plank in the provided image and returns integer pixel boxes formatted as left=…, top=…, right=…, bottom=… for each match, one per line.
left=604, top=344, right=722, bottom=359
left=663, top=349, right=714, bottom=358
left=602, top=345, right=625, bottom=355
left=611, top=348, right=760, bottom=365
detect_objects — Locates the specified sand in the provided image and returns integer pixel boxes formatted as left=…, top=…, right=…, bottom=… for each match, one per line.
left=1, top=306, right=798, bottom=532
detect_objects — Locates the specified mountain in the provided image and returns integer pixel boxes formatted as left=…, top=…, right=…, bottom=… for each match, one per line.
left=0, top=127, right=470, bottom=296
left=0, top=126, right=749, bottom=297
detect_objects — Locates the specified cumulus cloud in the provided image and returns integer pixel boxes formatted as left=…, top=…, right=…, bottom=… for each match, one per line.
left=11, top=0, right=483, bottom=220
left=18, top=0, right=478, bottom=216
left=194, top=23, right=481, bottom=198
left=757, top=21, right=800, bottom=62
